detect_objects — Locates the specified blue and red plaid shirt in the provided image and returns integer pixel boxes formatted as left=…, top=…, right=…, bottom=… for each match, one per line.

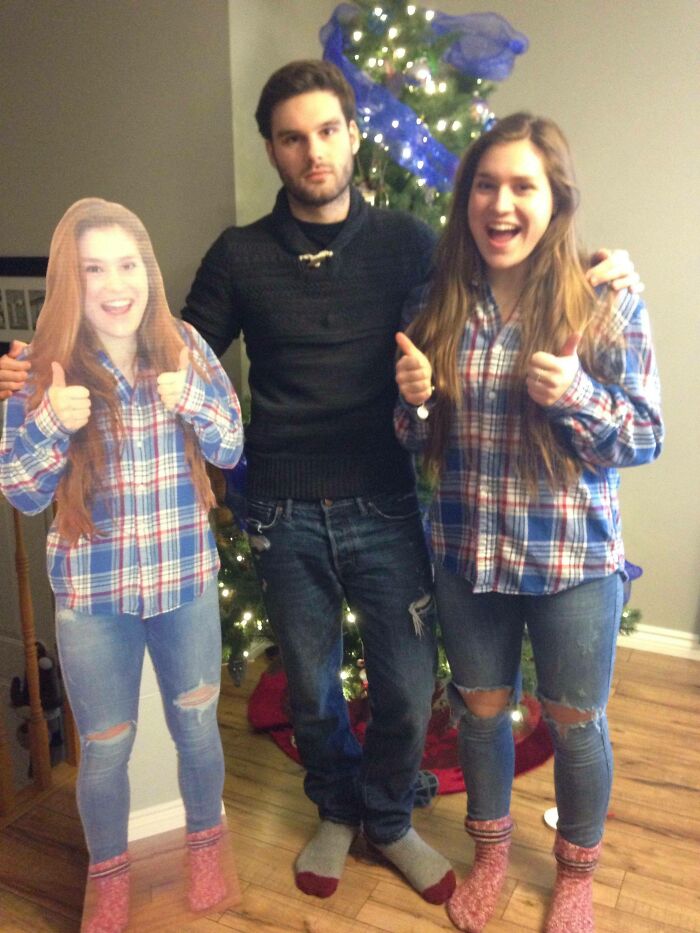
left=394, top=288, right=663, bottom=594
left=0, top=323, right=243, bottom=617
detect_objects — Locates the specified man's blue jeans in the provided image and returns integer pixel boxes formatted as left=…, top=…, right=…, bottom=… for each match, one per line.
left=245, top=492, right=437, bottom=845
left=56, top=581, right=225, bottom=864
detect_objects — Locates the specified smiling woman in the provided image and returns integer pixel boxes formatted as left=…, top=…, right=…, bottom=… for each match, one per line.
left=394, top=112, right=663, bottom=933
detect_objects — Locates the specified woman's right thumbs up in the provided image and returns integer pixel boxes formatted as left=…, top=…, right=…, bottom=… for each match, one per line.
left=47, top=361, right=91, bottom=432
left=395, top=332, right=433, bottom=405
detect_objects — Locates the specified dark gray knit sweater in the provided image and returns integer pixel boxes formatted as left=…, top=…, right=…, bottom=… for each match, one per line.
left=182, top=187, right=435, bottom=499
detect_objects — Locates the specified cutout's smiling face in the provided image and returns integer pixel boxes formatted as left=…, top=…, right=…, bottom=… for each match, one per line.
left=467, top=138, right=554, bottom=288
left=79, top=225, right=149, bottom=353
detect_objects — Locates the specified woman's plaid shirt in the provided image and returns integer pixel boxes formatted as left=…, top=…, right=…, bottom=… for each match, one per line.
left=395, top=288, right=663, bottom=594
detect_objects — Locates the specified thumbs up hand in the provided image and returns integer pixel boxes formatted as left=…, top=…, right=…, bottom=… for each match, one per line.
left=526, top=334, right=582, bottom=407
left=157, top=346, right=190, bottom=411
left=47, top=361, right=91, bottom=432
left=395, top=332, right=433, bottom=406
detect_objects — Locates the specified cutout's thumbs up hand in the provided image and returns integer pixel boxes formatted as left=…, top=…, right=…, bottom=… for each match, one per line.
left=527, top=334, right=582, bottom=407
left=157, top=346, right=190, bottom=411
left=47, top=361, right=91, bottom=432
left=395, top=332, right=433, bottom=406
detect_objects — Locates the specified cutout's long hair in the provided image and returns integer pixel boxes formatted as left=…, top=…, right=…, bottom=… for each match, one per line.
left=407, top=113, right=619, bottom=488
left=27, top=198, right=214, bottom=543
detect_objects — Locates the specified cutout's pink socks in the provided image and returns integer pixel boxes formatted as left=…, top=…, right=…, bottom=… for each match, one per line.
left=187, top=824, right=227, bottom=912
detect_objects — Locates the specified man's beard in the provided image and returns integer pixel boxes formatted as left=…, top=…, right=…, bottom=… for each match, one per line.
left=280, top=157, right=354, bottom=210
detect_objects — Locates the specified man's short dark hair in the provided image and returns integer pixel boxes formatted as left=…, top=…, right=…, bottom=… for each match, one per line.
left=255, top=59, right=357, bottom=140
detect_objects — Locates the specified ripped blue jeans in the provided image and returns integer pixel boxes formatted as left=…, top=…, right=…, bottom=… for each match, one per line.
left=245, top=493, right=437, bottom=845
left=435, top=567, right=622, bottom=847
left=55, top=581, right=224, bottom=864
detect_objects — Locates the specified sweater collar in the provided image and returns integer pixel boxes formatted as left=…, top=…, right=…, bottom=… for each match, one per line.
left=271, top=186, right=368, bottom=257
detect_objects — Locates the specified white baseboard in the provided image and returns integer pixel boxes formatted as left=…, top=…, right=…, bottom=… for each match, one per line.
left=618, top=622, right=700, bottom=660
left=128, top=799, right=186, bottom=842
left=127, top=799, right=227, bottom=843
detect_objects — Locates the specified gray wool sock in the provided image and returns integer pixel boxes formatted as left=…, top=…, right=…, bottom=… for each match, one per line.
left=295, top=821, right=358, bottom=898
left=374, top=827, right=456, bottom=904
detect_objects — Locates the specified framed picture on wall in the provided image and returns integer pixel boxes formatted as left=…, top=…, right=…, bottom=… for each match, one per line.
left=0, top=257, right=48, bottom=354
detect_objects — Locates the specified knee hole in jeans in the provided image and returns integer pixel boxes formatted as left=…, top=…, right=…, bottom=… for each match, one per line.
left=174, top=682, right=220, bottom=712
left=86, top=721, right=132, bottom=743
left=458, top=686, right=512, bottom=719
left=541, top=700, right=602, bottom=738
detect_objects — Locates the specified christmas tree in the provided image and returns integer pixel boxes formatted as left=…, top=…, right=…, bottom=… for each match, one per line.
left=320, top=0, right=528, bottom=227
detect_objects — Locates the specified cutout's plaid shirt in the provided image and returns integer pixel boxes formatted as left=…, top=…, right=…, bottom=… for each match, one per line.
left=1, top=324, right=243, bottom=617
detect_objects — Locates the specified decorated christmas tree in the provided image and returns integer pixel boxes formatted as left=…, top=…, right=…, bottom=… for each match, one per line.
left=320, top=0, right=528, bottom=228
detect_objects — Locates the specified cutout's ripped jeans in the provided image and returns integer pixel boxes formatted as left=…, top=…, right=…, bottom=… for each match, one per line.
left=245, top=493, right=437, bottom=845
left=56, top=581, right=224, bottom=864
left=435, top=567, right=623, bottom=848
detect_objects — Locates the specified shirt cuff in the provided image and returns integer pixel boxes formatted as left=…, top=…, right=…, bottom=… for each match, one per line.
left=175, top=363, right=207, bottom=418
left=29, top=393, right=73, bottom=443
left=399, top=393, right=437, bottom=420
left=547, top=367, right=594, bottom=416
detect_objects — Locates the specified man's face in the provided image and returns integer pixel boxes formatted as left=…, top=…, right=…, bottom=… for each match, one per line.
left=266, top=90, right=359, bottom=221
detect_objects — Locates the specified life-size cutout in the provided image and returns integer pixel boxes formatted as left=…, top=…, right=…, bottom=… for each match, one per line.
left=394, top=113, right=663, bottom=933
left=0, top=198, right=243, bottom=932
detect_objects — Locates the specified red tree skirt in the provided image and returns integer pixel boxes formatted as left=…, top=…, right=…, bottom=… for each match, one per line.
left=247, top=669, right=553, bottom=794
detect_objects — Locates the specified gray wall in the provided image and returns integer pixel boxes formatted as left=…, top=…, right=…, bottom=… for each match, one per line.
left=0, top=0, right=698, bottom=666
left=0, top=0, right=235, bottom=313
left=228, top=0, right=700, bottom=642
left=0, top=0, right=245, bottom=382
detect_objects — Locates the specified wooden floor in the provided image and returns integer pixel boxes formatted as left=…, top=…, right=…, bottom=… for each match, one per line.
left=1, top=645, right=698, bottom=932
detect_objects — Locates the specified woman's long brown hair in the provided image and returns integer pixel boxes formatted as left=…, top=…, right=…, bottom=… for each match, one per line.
left=407, top=113, right=619, bottom=489
left=27, top=198, right=214, bottom=543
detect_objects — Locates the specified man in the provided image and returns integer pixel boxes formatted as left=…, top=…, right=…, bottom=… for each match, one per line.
left=180, top=60, right=452, bottom=904
left=0, top=60, right=639, bottom=903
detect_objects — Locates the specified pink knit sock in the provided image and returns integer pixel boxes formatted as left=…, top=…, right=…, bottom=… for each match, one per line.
left=447, top=816, right=513, bottom=933
left=545, top=833, right=601, bottom=933
left=85, top=852, right=130, bottom=933
left=187, top=824, right=227, bottom=912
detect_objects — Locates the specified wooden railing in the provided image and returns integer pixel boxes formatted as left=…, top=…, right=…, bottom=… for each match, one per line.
left=0, top=506, right=77, bottom=817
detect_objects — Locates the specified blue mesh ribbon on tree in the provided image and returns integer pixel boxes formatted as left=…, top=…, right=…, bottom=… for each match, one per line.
left=320, top=4, right=528, bottom=192
left=432, top=11, right=528, bottom=82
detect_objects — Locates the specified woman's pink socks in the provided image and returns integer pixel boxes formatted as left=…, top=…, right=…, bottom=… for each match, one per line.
left=545, top=833, right=602, bottom=933
left=447, top=815, right=514, bottom=932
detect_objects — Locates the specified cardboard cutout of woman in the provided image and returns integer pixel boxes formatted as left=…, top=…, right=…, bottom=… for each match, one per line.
left=0, top=198, right=244, bottom=932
